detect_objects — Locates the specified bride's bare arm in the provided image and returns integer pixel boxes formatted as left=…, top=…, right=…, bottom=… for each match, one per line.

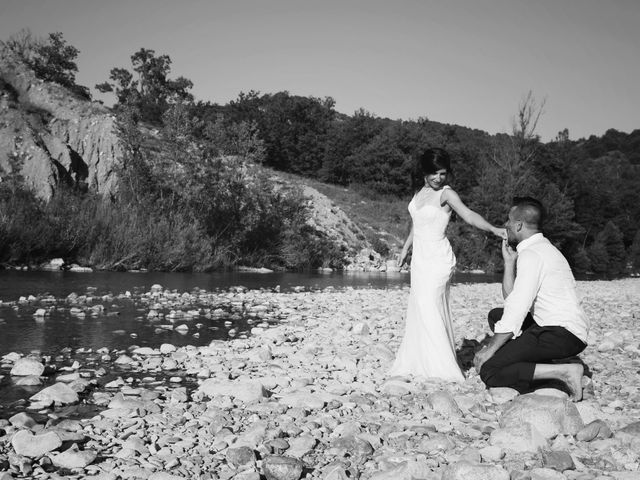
left=442, top=189, right=505, bottom=239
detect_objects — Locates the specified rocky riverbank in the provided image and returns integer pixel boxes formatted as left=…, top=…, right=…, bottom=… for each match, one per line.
left=0, top=279, right=639, bottom=479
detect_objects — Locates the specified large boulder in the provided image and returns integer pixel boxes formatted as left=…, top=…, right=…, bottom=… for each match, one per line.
left=498, top=393, right=584, bottom=439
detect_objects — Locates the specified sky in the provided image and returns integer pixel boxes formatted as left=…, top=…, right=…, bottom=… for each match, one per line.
left=1, top=0, right=639, bottom=141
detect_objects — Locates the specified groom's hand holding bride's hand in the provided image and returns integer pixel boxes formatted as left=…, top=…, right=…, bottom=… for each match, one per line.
left=501, top=239, right=518, bottom=264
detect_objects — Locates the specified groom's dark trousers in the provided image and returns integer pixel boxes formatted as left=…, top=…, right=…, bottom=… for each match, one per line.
left=480, top=308, right=586, bottom=393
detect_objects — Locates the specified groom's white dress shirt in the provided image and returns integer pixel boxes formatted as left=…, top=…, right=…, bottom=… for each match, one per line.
left=493, top=233, right=590, bottom=343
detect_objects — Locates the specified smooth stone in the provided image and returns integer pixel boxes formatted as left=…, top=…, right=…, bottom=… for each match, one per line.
left=479, top=445, right=505, bottom=462
left=56, top=372, right=81, bottom=382
left=108, top=393, right=144, bottom=410
left=14, top=375, right=42, bottom=386
left=29, top=382, right=79, bottom=405
left=278, top=392, right=326, bottom=410
left=235, top=471, right=261, bottom=480
left=226, top=446, right=256, bottom=468
left=198, top=379, right=268, bottom=403
left=12, top=430, right=62, bottom=457
left=527, top=467, right=567, bottom=479
left=9, top=412, right=37, bottom=429
left=10, top=358, right=44, bottom=377
left=441, top=461, right=510, bottom=480
left=114, top=355, right=134, bottom=365
left=490, top=423, right=548, bottom=453
left=132, top=347, right=160, bottom=355
left=380, top=379, right=412, bottom=396
left=428, top=391, right=463, bottom=416
left=262, top=455, right=304, bottom=480
left=576, top=419, right=613, bottom=441
left=51, top=444, right=97, bottom=469
left=329, top=435, right=374, bottom=460
left=286, top=435, right=317, bottom=458
left=160, top=343, right=177, bottom=354
left=541, top=450, right=575, bottom=471
left=123, top=436, right=148, bottom=454
left=498, top=393, right=584, bottom=439
left=267, top=438, right=290, bottom=454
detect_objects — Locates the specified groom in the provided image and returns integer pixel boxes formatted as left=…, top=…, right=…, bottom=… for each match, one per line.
left=473, top=197, right=590, bottom=401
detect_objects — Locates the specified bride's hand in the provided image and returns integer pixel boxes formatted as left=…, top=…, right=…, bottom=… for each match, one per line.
left=494, top=227, right=507, bottom=240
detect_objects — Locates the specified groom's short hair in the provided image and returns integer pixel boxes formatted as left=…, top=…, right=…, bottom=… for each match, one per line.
left=512, top=196, right=545, bottom=229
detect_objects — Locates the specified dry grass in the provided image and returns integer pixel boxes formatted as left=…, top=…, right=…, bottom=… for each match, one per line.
left=273, top=170, right=410, bottom=254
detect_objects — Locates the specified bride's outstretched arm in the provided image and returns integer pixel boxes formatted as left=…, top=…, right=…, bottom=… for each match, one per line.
left=442, top=189, right=506, bottom=239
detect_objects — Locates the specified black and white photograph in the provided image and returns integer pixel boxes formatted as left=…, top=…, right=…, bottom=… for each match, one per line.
left=0, top=1, right=639, bottom=479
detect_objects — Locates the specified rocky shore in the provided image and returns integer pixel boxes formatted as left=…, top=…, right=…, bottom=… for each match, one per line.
left=0, top=278, right=639, bottom=479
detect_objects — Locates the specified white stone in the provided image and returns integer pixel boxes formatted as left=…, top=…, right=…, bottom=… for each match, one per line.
left=10, top=358, right=44, bottom=376
left=12, top=430, right=62, bottom=457
left=30, top=382, right=79, bottom=405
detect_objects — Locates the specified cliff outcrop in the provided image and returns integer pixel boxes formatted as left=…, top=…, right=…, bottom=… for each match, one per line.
left=0, top=51, right=121, bottom=200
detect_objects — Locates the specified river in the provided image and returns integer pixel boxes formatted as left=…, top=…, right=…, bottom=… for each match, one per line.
left=0, top=269, right=501, bottom=357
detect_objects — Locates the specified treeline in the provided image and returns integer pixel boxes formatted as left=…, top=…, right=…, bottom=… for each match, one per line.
left=2, top=31, right=639, bottom=274
left=190, top=91, right=640, bottom=275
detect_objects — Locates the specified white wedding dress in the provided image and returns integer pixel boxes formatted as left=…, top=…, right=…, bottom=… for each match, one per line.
left=389, top=185, right=465, bottom=382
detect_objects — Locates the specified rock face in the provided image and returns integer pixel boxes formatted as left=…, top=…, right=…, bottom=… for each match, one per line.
left=0, top=50, right=121, bottom=200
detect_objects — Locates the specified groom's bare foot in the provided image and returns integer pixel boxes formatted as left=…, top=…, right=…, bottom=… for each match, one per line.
left=563, top=363, right=584, bottom=402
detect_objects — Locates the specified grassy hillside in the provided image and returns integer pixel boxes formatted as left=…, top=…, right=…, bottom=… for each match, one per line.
left=276, top=171, right=410, bottom=257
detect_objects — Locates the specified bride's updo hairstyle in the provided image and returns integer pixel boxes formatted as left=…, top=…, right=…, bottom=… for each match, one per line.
left=412, top=147, right=453, bottom=192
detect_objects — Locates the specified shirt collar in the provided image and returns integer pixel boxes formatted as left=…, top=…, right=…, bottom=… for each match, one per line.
left=516, top=232, right=544, bottom=252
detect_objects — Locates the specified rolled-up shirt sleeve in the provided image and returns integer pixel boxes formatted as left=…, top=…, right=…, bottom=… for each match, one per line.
left=494, top=250, right=543, bottom=337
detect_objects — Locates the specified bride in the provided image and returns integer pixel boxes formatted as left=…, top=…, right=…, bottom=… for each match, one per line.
left=389, top=148, right=505, bottom=381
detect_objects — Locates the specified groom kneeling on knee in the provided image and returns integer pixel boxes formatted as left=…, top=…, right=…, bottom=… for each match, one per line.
left=473, top=197, right=590, bottom=401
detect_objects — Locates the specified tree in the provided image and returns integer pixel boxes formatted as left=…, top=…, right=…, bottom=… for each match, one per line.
left=1, top=30, right=90, bottom=99
left=320, top=109, right=384, bottom=185
left=96, top=48, right=193, bottom=123
left=469, top=92, right=582, bottom=250
left=594, top=221, right=626, bottom=275
left=587, top=240, right=609, bottom=274
left=225, top=91, right=336, bottom=174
